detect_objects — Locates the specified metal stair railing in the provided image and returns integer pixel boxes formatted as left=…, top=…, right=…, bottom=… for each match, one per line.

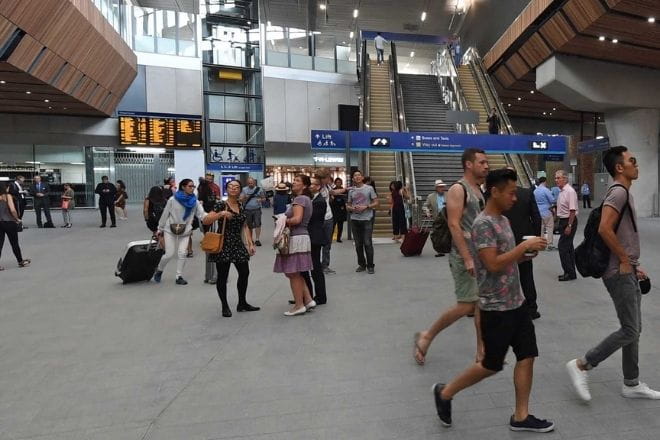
left=436, top=48, right=477, bottom=135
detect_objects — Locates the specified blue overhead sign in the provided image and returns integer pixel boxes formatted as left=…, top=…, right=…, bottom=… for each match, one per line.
left=578, top=137, right=610, bottom=154
left=207, top=163, right=264, bottom=172
left=312, top=130, right=347, bottom=150
left=311, top=130, right=568, bottom=154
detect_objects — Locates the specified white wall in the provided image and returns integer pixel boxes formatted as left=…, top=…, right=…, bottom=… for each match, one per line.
left=145, top=66, right=203, bottom=115
left=263, top=71, right=359, bottom=144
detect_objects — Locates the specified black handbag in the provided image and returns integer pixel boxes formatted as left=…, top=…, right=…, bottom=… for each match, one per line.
left=16, top=221, right=23, bottom=232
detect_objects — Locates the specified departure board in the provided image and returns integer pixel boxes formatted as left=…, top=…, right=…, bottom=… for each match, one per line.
left=120, top=116, right=149, bottom=145
left=149, top=118, right=176, bottom=146
left=176, top=119, right=203, bottom=147
left=119, top=114, right=202, bottom=148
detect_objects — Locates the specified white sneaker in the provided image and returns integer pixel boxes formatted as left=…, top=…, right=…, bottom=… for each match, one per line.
left=566, top=359, right=591, bottom=401
left=622, top=382, right=660, bottom=399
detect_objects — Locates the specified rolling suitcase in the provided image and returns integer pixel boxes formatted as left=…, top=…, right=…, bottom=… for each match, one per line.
left=115, top=239, right=164, bottom=284
left=400, top=219, right=433, bottom=257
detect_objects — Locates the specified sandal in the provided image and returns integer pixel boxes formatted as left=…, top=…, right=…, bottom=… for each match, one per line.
left=18, top=259, right=31, bottom=268
left=413, top=332, right=427, bottom=366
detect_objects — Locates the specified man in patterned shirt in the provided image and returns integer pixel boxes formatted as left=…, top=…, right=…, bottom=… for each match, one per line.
left=432, top=168, right=554, bottom=433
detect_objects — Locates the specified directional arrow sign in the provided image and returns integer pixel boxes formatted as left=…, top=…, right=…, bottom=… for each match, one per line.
left=371, top=137, right=390, bottom=146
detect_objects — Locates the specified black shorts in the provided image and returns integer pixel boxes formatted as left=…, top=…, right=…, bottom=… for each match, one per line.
left=480, top=305, right=538, bottom=372
left=245, top=208, right=262, bottom=229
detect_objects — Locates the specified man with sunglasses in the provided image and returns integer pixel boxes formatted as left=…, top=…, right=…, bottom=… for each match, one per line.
left=567, top=146, right=660, bottom=401
left=554, top=170, right=578, bottom=281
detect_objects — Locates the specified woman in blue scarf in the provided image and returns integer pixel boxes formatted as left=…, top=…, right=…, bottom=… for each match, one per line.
left=153, top=179, right=208, bottom=285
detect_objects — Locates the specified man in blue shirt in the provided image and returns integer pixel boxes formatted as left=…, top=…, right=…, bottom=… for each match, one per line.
left=581, top=182, right=592, bottom=209
left=534, top=177, right=556, bottom=250
left=240, top=177, right=265, bottom=246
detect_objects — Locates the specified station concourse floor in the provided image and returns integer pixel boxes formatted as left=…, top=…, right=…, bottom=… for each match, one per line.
left=2, top=207, right=660, bottom=440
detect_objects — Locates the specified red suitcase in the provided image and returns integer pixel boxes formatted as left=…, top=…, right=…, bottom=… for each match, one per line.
left=400, top=226, right=429, bottom=256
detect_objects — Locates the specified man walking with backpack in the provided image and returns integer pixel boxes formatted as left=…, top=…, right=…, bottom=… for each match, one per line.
left=414, top=148, right=488, bottom=365
left=567, top=146, right=659, bottom=401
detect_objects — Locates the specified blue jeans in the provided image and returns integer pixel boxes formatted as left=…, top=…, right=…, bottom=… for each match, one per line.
left=376, top=48, right=384, bottom=63
left=584, top=271, right=642, bottom=385
left=351, top=220, right=374, bottom=268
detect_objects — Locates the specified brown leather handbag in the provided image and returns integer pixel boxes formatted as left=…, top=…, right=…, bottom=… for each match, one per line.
left=201, top=206, right=227, bottom=254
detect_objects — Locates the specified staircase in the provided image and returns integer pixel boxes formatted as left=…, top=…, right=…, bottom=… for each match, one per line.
left=367, top=59, right=397, bottom=237
left=457, top=65, right=509, bottom=170
left=399, top=74, right=464, bottom=197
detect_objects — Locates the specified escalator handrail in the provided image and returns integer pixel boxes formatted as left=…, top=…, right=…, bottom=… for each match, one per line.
left=360, top=40, right=370, bottom=131
left=437, top=48, right=477, bottom=134
left=390, top=42, right=417, bottom=202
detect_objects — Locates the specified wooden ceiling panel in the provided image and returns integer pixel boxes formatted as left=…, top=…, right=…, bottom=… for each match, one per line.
left=605, top=0, right=660, bottom=18
left=563, top=0, right=607, bottom=32
left=584, top=14, right=660, bottom=49
left=539, top=13, right=577, bottom=50
left=559, top=35, right=660, bottom=69
left=0, top=0, right=137, bottom=116
left=493, top=65, right=517, bottom=88
left=505, top=53, right=530, bottom=79
left=6, top=34, right=44, bottom=72
left=518, top=33, right=552, bottom=68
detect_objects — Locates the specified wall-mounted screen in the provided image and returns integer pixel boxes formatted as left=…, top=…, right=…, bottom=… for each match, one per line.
left=119, top=113, right=202, bottom=148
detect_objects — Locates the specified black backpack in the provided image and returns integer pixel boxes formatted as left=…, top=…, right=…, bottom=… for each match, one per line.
left=575, top=184, right=636, bottom=278
left=430, top=182, right=468, bottom=254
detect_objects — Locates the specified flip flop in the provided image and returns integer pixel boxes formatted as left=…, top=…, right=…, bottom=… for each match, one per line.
left=413, top=332, right=427, bottom=366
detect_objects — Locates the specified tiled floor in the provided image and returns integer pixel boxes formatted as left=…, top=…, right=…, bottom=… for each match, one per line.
left=2, top=207, right=660, bottom=439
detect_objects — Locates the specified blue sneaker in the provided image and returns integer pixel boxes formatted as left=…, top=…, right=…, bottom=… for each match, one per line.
left=153, top=270, right=163, bottom=283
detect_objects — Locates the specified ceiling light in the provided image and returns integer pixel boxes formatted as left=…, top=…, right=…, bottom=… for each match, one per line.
left=517, top=97, right=521, bottom=101
left=543, top=112, right=547, bottom=115
left=63, top=107, right=67, bottom=110
left=549, top=112, right=553, bottom=115
left=648, top=17, right=655, bottom=23
left=247, top=20, right=251, bottom=25
left=48, top=106, right=52, bottom=109
left=552, top=107, right=556, bottom=110
left=410, top=51, right=415, bottom=57
left=342, top=41, right=346, bottom=45
left=612, top=38, right=618, bottom=43
left=319, top=4, right=326, bottom=10
left=0, top=80, right=5, bottom=84
left=507, top=103, right=511, bottom=107
left=530, top=90, right=534, bottom=94
left=350, top=31, right=354, bottom=39
left=44, top=99, right=49, bottom=102
left=353, top=9, right=358, bottom=18
left=26, top=91, right=31, bottom=94
left=421, top=11, right=427, bottom=21
left=598, top=36, right=605, bottom=41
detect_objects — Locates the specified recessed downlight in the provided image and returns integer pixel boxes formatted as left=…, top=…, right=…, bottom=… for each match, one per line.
left=421, top=11, right=427, bottom=21
left=319, top=3, right=326, bottom=10
left=349, top=31, right=354, bottom=39
left=517, top=97, right=522, bottom=101
left=648, top=17, right=655, bottom=23
left=26, top=91, right=31, bottom=94
left=410, top=51, right=415, bottom=57
left=0, top=80, right=5, bottom=84
left=353, top=9, right=358, bottom=18
left=598, top=36, right=605, bottom=41
left=530, top=90, right=535, bottom=94
left=612, top=38, right=618, bottom=43
left=44, top=99, right=49, bottom=103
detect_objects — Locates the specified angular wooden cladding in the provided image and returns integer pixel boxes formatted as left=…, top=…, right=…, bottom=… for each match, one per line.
left=0, top=0, right=137, bottom=116
left=606, top=0, right=659, bottom=17
left=562, top=0, right=607, bottom=32
left=483, top=0, right=553, bottom=69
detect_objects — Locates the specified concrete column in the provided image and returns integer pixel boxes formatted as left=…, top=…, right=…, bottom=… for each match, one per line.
left=604, top=109, right=660, bottom=217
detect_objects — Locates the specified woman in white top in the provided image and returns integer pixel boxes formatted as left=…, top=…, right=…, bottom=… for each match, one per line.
left=153, top=179, right=207, bottom=285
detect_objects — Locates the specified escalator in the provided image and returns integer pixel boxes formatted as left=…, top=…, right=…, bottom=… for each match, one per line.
left=364, top=51, right=398, bottom=237
left=456, top=65, right=510, bottom=172
left=399, top=74, right=463, bottom=197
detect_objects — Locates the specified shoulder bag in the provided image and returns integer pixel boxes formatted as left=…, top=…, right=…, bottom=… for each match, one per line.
left=201, top=205, right=228, bottom=253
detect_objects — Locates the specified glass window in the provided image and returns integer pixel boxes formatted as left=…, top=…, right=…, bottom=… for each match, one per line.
left=178, top=12, right=196, bottom=57
left=155, top=10, right=177, bottom=55
left=207, top=71, right=246, bottom=94
left=266, top=25, right=288, bottom=67
left=133, top=7, right=155, bottom=53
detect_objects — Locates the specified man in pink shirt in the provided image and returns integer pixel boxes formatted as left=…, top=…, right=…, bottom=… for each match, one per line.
left=555, top=170, right=578, bottom=281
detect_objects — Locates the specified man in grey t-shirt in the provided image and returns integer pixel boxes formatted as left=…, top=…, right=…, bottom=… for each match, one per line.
left=347, top=170, right=379, bottom=273
left=567, top=146, right=660, bottom=402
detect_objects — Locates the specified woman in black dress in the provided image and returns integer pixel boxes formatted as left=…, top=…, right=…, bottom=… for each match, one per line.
left=388, top=180, right=409, bottom=242
left=203, top=179, right=259, bottom=317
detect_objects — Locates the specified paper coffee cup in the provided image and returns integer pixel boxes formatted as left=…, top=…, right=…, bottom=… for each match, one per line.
left=522, top=235, right=538, bottom=257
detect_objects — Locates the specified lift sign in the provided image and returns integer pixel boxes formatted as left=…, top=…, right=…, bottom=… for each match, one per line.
left=530, top=141, right=548, bottom=150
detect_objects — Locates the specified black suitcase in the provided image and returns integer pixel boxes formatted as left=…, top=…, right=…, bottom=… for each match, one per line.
left=115, top=239, right=164, bottom=284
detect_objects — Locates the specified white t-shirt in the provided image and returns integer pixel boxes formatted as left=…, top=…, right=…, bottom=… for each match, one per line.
left=374, top=35, right=386, bottom=50
left=320, top=185, right=333, bottom=221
